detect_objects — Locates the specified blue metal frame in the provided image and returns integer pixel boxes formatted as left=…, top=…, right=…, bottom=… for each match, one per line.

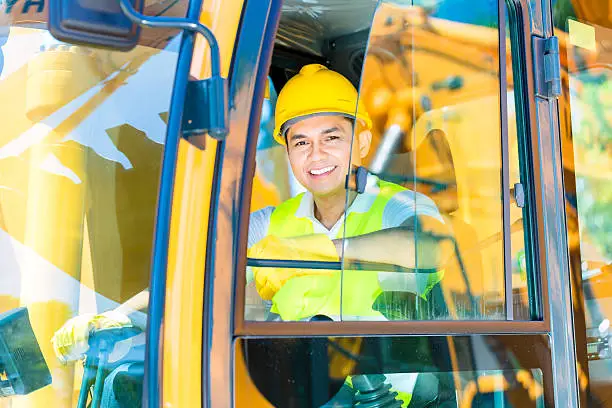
left=140, top=0, right=204, bottom=406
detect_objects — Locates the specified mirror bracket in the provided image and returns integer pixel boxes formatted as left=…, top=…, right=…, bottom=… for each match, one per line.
left=183, top=76, right=229, bottom=148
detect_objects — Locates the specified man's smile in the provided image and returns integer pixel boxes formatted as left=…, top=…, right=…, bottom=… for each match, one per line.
left=308, top=165, right=337, bottom=177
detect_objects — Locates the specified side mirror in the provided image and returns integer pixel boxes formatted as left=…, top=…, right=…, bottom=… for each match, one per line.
left=48, top=0, right=144, bottom=51
left=0, top=307, right=51, bottom=396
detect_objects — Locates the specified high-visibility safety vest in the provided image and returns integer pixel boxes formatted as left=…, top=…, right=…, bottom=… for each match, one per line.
left=266, top=177, right=445, bottom=320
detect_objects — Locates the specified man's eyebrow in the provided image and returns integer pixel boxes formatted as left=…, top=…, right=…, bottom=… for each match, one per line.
left=288, top=126, right=343, bottom=141
left=322, top=126, right=342, bottom=134
left=288, top=133, right=307, bottom=142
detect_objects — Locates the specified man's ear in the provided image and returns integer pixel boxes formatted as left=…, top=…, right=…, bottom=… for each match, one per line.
left=357, top=128, right=373, bottom=159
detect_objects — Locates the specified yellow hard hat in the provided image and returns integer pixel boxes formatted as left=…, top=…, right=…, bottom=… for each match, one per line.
left=273, top=64, right=372, bottom=145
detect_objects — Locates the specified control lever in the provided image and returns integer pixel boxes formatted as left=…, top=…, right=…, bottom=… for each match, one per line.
left=76, top=326, right=141, bottom=408
left=352, top=374, right=402, bottom=407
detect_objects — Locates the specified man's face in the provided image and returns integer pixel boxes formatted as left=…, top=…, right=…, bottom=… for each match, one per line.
left=285, top=115, right=371, bottom=198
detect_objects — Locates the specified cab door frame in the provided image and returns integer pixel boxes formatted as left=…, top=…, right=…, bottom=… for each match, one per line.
left=522, top=0, right=581, bottom=405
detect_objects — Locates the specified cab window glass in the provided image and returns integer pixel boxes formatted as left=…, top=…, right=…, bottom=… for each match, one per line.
left=345, top=0, right=529, bottom=321
left=0, top=1, right=185, bottom=405
left=235, top=335, right=550, bottom=407
left=554, top=1, right=612, bottom=404
left=245, top=0, right=533, bottom=322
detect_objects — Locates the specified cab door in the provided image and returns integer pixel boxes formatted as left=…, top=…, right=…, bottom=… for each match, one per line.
left=203, top=0, right=578, bottom=407
left=0, top=0, right=239, bottom=407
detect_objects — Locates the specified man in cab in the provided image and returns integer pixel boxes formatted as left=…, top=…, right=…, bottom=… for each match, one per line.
left=246, top=63, right=451, bottom=321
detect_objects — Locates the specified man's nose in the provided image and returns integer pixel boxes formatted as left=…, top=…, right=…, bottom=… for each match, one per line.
left=309, top=140, right=325, bottom=160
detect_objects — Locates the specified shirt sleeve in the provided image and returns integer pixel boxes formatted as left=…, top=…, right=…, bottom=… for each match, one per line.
left=382, top=190, right=444, bottom=229
left=248, top=206, right=274, bottom=248
left=246, top=206, right=274, bottom=285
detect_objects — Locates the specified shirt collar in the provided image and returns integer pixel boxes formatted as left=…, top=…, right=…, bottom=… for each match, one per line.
left=294, top=174, right=381, bottom=231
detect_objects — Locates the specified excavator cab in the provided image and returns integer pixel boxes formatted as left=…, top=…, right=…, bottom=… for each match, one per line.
left=0, top=0, right=610, bottom=406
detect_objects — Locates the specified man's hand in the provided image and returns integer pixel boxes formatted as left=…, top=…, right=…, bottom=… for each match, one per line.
left=51, top=310, right=132, bottom=364
left=247, top=234, right=340, bottom=300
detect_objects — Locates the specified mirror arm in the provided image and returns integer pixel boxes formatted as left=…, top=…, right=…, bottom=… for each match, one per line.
left=119, top=0, right=228, bottom=139
left=119, top=0, right=221, bottom=77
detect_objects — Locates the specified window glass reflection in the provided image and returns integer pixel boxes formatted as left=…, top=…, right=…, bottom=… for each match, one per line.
left=0, top=2, right=185, bottom=405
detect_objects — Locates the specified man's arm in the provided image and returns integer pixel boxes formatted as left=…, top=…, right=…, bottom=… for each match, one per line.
left=332, top=216, right=454, bottom=270
left=246, top=206, right=275, bottom=285
left=51, top=289, right=150, bottom=362
left=114, top=289, right=150, bottom=330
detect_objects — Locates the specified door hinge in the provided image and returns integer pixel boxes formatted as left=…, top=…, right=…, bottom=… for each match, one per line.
left=182, top=76, right=229, bottom=149
left=533, top=35, right=562, bottom=99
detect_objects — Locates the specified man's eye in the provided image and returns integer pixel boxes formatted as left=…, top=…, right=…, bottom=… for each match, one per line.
left=326, top=135, right=340, bottom=141
left=294, top=141, right=307, bottom=147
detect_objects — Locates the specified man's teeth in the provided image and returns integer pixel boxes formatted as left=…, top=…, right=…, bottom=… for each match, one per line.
left=310, top=166, right=335, bottom=175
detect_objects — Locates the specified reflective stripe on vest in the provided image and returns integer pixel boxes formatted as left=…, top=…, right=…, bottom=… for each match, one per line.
left=267, top=178, right=444, bottom=319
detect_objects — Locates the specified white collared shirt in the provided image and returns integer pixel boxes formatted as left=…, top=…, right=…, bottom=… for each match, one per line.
left=247, top=175, right=443, bottom=248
